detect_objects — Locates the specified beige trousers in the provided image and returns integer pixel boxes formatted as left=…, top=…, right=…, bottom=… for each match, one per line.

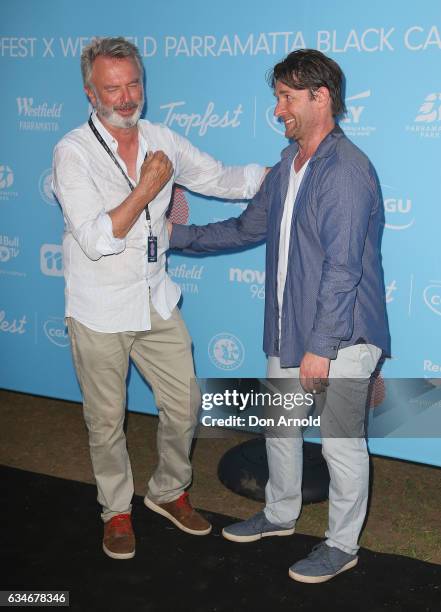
left=67, top=304, right=200, bottom=522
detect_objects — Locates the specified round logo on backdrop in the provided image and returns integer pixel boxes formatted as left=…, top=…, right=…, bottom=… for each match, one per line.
left=39, top=168, right=56, bottom=206
left=0, top=165, right=14, bottom=189
left=208, top=333, right=245, bottom=371
left=43, top=318, right=70, bottom=347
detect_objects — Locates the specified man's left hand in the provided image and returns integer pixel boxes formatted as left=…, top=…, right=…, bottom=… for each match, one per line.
left=300, top=352, right=330, bottom=395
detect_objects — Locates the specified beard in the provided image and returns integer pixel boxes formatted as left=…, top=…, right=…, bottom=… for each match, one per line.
left=94, top=91, right=144, bottom=129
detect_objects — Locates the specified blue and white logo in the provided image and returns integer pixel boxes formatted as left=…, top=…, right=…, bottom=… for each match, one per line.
left=39, top=168, right=56, bottom=206
left=44, top=317, right=70, bottom=347
left=208, top=332, right=245, bottom=371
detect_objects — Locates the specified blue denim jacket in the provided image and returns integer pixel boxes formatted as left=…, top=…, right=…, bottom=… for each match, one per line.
left=170, top=126, right=391, bottom=367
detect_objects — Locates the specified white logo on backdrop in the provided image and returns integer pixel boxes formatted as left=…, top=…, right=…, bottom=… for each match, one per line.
left=0, top=236, right=20, bottom=263
left=404, top=26, right=441, bottom=52
left=406, top=93, right=441, bottom=138
left=39, top=168, right=56, bottom=206
left=168, top=261, right=204, bottom=295
left=385, top=280, right=398, bottom=303
left=423, top=281, right=441, bottom=317
left=229, top=268, right=265, bottom=284
left=415, top=93, right=441, bottom=123
left=341, top=91, right=376, bottom=137
left=0, top=164, right=18, bottom=202
left=40, top=244, right=63, bottom=277
left=423, top=359, right=441, bottom=374
left=0, top=165, right=14, bottom=189
left=382, top=185, right=415, bottom=231
left=0, top=246, right=10, bottom=263
left=43, top=317, right=70, bottom=347
left=0, top=309, right=27, bottom=334
left=316, top=28, right=395, bottom=53
left=164, top=32, right=307, bottom=58
left=230, top=267, right=265, bottom=300
left=159, top=101, right=242, bottom=136
left=16, top=97, right=63, bottom=132
left=208, top=333, right=245, bottom=371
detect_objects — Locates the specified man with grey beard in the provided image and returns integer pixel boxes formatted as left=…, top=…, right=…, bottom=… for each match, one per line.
left=52, top=37, right=265, bottom=560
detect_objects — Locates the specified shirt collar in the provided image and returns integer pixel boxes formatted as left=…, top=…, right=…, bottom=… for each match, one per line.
left=90, top=110, right=148, bottom=155
left=281, top=124, right=344, bottom=164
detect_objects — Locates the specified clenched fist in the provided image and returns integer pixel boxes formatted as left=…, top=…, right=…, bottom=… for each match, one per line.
left=137, top=150, right=173, bottom=201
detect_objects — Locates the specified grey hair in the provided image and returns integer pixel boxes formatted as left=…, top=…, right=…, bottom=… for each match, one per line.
left=81, top=37, right=143, bottom=88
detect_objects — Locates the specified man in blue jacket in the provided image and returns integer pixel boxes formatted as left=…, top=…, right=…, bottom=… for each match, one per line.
left=170, top=49, right=390, bottom=583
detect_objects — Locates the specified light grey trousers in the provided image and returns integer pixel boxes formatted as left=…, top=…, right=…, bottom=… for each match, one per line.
left=264, top=344, right=381, bottom=555
left=67, top=304, right=200, bottom=522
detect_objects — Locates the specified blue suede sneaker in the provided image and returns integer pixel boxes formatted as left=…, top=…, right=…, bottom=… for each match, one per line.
left=289, top=542, right=358, bottom=583
left=222, top=511, right=295, bottom=543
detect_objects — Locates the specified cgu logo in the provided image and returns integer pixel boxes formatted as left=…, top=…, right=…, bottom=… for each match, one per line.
left=43, top=318, right=70, bottom=347
left=382, top=185, right=415, bottom=231
left=423, top=282, right=441, bottom=317
left=341, top=90, right=370, bottom=124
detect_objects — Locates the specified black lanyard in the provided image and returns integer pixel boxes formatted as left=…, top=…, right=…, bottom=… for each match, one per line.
left=88, top=114, right=154, bottom=237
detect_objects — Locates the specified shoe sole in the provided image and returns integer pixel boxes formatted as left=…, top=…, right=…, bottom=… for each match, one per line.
left=102, top=543, right=135, bottom=560
left=222, top=527, right=295, bottom=543
left=144, top=497, right=212, bottom=536
left=288, top=557, right=358, bottom=583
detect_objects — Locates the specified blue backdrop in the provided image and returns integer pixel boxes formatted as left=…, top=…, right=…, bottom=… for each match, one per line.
left=1, top=0, right=440, bottom=465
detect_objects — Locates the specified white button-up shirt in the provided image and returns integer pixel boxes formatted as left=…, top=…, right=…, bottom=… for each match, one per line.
left=52, top=113, right=264, bottom=332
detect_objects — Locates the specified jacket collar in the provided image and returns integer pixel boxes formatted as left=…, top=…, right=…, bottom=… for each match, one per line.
left=280, top=124, right=345, bottom=164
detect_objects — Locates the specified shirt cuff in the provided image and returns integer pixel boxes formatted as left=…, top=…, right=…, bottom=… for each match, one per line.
left=306, top=332, right=341, bottom=360
left=244, top=164, right=266, bottom=199
left=95, top=212, right=126, bottom=255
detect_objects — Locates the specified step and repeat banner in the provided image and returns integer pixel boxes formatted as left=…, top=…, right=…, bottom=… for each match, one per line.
left=1, top=1, right=440, bottom=465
